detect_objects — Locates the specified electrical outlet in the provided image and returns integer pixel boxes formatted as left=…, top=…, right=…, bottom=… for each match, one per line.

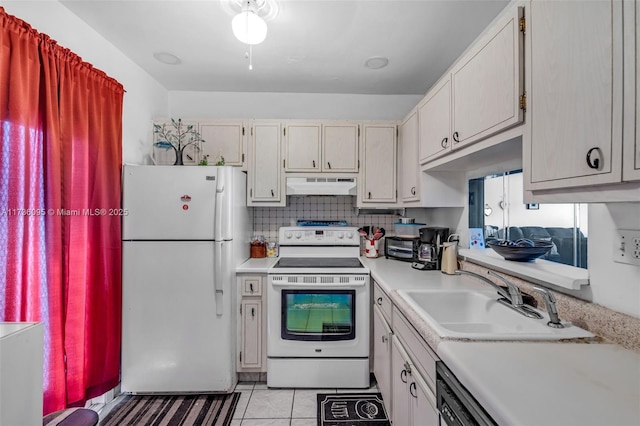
left=614, top=229, right=640, bottom=266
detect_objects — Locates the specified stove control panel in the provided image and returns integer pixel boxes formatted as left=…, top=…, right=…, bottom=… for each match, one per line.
left=279, top=226, right=359, bottom=245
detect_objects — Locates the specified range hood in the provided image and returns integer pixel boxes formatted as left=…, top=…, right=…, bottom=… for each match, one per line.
left=286, top=177, right=357, bottom=196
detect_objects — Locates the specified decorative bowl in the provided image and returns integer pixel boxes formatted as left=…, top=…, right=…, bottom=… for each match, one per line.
left=487, top=240, right=554, bottom=262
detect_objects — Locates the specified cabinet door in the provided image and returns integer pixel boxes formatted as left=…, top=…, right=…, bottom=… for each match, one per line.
left=418, top=77, right=451, bottom=164
left=198, top=121, right=247, bottom=169
left=526, top=0, right=623, bottom=189
left=409, top=369, right=439, bottom=426
left=241, top=275, right=263, bottom=296
left=391, top=336, right=411, bottom=426
left=250, top=122, right=282, bottom=202
left=451, top=7, right=524, bottom=149
left=284, top=123, right=321, bottom=172
left=399, top=109, right=420, bottom=202
left=624, top=0, right=640, bottom=181
left=361, top=124, right=397, bottom=203
left=373, top=305, right=393, bottom=416
left=322, top=123, right=359, bottom=172
left=240, top=299, right=262, bottom=369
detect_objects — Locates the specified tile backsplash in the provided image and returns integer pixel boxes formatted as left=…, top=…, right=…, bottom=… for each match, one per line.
left=252, top=196, right=398, bottom=244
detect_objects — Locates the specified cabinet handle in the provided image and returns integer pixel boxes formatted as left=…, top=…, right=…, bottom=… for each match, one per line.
left=368, top=191, right=372, bottom=199
left=313, top=160, right=316, bottom=168
left=441, top=137, right=448, bottom=148
left=411, top=187, right=416, bottom=196
left=381, top=335, right=388, bottom=343
left=409, top=382, right=417, bottom=398
left=376, top=297, right=383, bottom=306
left=251, top=307, right=255, bottom=317
left=453, top=132, right=460, bottom=143
left=327, top=162, right=332, bottom=169
left=400, top=369, right=408, bottom=383
left=271, top=189, right=274, bottom=197
left=586, top=147, right=602, bottom=170
left=250, top=283, right=254, bottom=293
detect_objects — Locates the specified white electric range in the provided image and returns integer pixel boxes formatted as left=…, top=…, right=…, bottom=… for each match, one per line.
left=267, top=225, right=371, bottom=388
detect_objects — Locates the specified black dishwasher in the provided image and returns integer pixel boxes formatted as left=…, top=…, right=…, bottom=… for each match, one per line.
left=436, top=361, right=497, bottom=426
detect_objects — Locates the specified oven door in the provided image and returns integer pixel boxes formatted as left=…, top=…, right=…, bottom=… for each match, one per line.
left=267, top=274, right=370, bottom=358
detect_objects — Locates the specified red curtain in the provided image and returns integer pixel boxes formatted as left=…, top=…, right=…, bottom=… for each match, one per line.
left=0, top=7, right=124, bottom=414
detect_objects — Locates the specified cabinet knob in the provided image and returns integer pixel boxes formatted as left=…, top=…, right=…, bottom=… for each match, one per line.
left=586, top=147, right=602, bottom=170
left=453, top=132, right=460, bottom=143
left=271, top=189, right=275, bottom=197
left=409, top=382, right=417, bottom=398
left=250, top=283, right=254, bottom=293
left=376, top=297, right=383, bottom=306
left=381, top=335, right=388, bottom=343
left=441, top=137, right=448, bottom=148
left=400, top=369, right=408, bottom=383
left=313, top=160, right=316, bottom=168
left=368, top=191, right=372, bottom=199
left=327, top=162, right=331, bottom=169
left=411, top=187, right=416, bottom=196
left=251, top=307, right=255, bottom=317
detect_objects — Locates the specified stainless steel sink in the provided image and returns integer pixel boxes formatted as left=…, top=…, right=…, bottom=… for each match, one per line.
left=397, top=289, right=594, bottom=340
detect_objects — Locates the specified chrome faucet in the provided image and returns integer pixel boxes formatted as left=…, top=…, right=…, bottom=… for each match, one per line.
left=454, top=269, right=543, bottom=319
left=487, top=270, right=523, bottom=307
left=533, top=287, right=564, bottom=328
left=454, top=270, right=511, bottom=300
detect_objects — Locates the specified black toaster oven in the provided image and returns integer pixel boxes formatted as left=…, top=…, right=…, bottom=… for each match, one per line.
left=384, top=236, right=420, bottom=262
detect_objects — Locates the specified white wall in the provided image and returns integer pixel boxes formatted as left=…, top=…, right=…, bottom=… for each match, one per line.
left=169, top=91, right=421, bottom=120
left=1, top=0, right=169, bottom=165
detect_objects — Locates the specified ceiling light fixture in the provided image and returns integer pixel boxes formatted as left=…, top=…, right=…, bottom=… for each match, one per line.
left=153, top=52, right=182, bottom=65
left=231, top=0, right=268, bottom=70
left=232, top=0, right=268, bottom=45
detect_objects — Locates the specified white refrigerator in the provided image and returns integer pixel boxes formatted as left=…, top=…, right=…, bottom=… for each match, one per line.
left=121, top=165, right=251, bottom=393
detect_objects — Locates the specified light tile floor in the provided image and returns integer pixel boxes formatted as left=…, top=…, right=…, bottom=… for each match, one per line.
left=232, top=380, right=379, bottom=425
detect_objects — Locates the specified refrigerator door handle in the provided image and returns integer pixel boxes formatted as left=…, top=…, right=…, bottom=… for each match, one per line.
left=214, top=181, right=225, bottom=240
left=214, top=241, right=224, bottom=316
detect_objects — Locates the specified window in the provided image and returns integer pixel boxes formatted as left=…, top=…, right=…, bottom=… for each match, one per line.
left=469, top=170, right=588, bottom=268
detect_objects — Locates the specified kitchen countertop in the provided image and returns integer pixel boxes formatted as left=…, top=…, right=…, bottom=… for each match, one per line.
left=236, top=257, right=277, bottom=273
left=438, top=341, right=640, bottom=426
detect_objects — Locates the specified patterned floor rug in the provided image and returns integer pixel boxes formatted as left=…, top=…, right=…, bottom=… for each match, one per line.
left=317, top=393, right=390, bottom=426
left=100, top=393, right=239, bottom=426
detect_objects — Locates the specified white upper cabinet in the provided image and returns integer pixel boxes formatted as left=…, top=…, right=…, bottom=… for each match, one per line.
left=399, top=109, right=420, bottom=202
left=284, top=122, right=321, bottom=172
left=322, top=122, right=359, bottom=172
left=623, top=0, right=640, bottom=182
left=524, top=0, right=627, bottom=192
left=248, top=121, right=284, bottom=206
left=198, top=120, right=247, bottom=169
left=360, top=123, right=397, bottom=204
left=418, top=77, right=451, bottom=164
left=284, top=121, right=359, bottom=172
left=451, top=6, right=525, bottom=150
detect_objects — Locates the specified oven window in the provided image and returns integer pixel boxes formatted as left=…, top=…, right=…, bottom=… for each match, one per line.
left=281, top=290, right=356, bottom=341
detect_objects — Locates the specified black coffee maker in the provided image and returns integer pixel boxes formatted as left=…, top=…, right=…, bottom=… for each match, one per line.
left=412, top=227, right=449, bottom=270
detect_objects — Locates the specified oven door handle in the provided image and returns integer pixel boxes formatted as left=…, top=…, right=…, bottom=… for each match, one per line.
left=269, top=281, right=367, bottom=288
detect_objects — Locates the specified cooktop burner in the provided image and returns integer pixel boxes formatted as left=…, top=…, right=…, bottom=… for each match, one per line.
left=274, top=257, right=364, bottom=269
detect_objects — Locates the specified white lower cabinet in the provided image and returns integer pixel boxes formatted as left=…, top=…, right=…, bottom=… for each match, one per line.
left=237, top=274, right=267, bottom=372
left=373, top=304, right=393, bottom=416
left=373, top=283, right=439, bottom=425
left=391, top=335, right=439, bottom=426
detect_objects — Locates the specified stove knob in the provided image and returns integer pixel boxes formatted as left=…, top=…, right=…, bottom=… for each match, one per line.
left=295, top=232, right=302, bottom=239
left=346, top=232, right=354, bottom=239
left=337, top=232, right=344, bottom=239
left=285, top=231, right=293, bottom=239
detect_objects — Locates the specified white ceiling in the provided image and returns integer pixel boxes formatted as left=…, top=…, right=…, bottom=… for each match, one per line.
left=59, top=0, right=510, bottom=95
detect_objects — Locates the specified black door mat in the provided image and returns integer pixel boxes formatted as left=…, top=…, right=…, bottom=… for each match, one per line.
left=317, top=393, right=390, bottom=426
